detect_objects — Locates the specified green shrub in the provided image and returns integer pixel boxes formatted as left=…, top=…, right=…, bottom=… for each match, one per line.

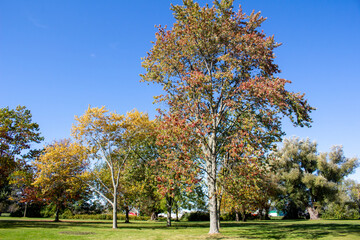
left=60, top=209, right=73, bottom=219
left=322, top=202, right=360, bottom=220
left=40, top=203, right=56, bottom=218
left=65, top=213, right=150, bottom=221
left=220, top=212, right=236, bottom=221
left=186, top=211, right=210, bottom=221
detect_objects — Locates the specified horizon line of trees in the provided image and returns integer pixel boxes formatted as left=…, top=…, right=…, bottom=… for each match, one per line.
left=1, top=105, right=359, bottom=229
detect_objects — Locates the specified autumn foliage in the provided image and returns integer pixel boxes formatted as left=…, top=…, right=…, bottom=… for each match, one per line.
left=141, top=0, right=313, bottom=233
left=33, top=139, right=88, bottom=221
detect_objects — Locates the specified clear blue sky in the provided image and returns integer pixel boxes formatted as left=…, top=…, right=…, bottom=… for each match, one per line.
left=1, top=0, right=359, bottom=181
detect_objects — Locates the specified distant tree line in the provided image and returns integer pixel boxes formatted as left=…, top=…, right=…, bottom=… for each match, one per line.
left=1, top=105, right=358, bottom=230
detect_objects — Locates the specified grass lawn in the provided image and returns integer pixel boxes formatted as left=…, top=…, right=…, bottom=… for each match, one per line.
left=0, top=217, right=359, bottom=240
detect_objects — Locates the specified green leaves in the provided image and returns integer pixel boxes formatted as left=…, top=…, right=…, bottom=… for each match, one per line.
left=273, top=137, right=359, bottom=219
left=0, top=105, right=43, bottom=190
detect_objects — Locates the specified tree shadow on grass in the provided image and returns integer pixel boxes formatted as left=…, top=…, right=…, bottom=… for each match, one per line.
left=1, top=219, right=359, bottom=239
left=219, top=221, right=360, bottom=239
left=0, top=219, right=211, bottom=230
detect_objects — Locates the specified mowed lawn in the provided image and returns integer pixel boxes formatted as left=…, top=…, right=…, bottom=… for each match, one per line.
left=0, top=217, right=359, bottom=240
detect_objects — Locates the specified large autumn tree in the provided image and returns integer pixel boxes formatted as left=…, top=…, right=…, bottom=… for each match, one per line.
left=141, top=0, right=313, bottom=233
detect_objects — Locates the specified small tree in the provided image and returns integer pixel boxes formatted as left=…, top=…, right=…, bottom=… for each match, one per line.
left=33, top=139, right=87, bottom=221
left=155, top=115, right=201, bottom=227
left=72, top=107, right=155, bottom=228
left=220, top=155, right=276, bottom=221
left=141, top=0, right=313, bottom=233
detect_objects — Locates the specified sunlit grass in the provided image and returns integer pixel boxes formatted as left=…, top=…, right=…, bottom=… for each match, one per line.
left=0, top=217, right=359, bottom=239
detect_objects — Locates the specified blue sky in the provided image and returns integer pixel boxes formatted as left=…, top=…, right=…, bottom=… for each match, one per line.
left=1, top=0, right=360, bottom=181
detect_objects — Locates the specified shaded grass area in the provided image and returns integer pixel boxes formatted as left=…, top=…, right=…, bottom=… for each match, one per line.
left=0, top=217, right=359, bottom=240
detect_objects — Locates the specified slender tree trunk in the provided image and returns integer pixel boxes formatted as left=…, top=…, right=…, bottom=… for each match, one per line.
left=166, top=196, right=173, bottom=227
left=264, top=206, right=270, bottom=220
left=112, top=194, right=118, bottom=229
left=125, top=206, right=130, bottom=223
left=175, top=205, right=179, bottom=221
left=241, top=206, right=246, bottom=222
left=235, top=211, right=240, bottom=222
left=54, top=207, right=60, bottom=222
left=23, top=202, right=28, bottom=218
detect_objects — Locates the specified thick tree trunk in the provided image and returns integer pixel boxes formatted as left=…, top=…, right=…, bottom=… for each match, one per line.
left=125, top=206, right=130, bottom=223
left=54, top=207, right=60, bottom=222
left=112, top=194, right=118, bottom=229
left=307, top=206, right=319, bottom=220
left=207, top=154, right=219, bottom=234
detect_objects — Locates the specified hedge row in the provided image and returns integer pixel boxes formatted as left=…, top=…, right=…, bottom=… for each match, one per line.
left=60, top=210, right=150, bottom=221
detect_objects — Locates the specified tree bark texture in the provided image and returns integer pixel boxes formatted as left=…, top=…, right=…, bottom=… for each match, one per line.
left=307, top=207, right=319, bottom=220
left=207, top=152, right=219, bottom=234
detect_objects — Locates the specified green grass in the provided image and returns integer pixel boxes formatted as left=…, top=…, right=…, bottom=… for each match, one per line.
left=0, top=217, right=359, bottom=240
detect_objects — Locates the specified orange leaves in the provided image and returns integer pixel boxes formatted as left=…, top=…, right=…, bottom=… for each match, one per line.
left=141, top=1, right=313, bottom=231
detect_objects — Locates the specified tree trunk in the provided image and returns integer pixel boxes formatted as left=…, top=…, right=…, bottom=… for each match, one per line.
left=307, top=206, right=319, bottom=220
left=175, top=205, right=179, bottom=221
left=23, top=202, right=28, bottom=218
left=207, top=153, right=219, bottom=234
left=264, top=206, right=270, bottom=220
left=235, top=211, right=240, bottom=222
left=125, top=206, right=130, bottom=223
left=151, top=211, right=158, bottom=220
left=112, top=194, right=118, bottom=229
left=166, top=196, right=172, bottom=227
left=54, top=207, right=60, bottom=222
left=258, top=208, right=264, bottom=220
left=217, top=194, right=222, bottom=230
left=241, top=207, right=246, bottom=222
